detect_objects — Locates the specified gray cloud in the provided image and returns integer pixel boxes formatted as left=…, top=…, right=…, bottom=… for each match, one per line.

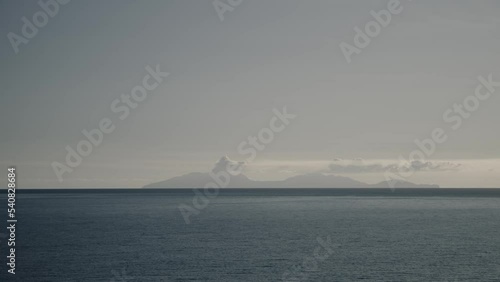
left=212, top=156, right=245, bottom=173
left=329, top=160, right=462, bottom=174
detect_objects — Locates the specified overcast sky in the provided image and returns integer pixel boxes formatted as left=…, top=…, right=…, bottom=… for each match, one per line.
left=1, top=0, right=499, bottom=188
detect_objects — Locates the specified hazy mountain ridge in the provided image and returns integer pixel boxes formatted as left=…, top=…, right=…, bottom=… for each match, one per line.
left=143, top=172, right=439, bottom=189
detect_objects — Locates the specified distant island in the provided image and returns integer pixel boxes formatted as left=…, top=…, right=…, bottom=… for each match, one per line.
left=143, top=157, right=438, bottom=189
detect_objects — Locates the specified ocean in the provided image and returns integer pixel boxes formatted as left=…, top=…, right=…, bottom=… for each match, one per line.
left=1, top=189, right=500, bottom=281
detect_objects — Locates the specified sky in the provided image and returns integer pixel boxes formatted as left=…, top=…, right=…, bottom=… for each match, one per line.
left=1, top=0, right=500, bottom=188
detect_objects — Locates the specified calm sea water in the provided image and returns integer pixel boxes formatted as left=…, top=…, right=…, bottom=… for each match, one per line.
left=1, top=189, right=500, bottom=281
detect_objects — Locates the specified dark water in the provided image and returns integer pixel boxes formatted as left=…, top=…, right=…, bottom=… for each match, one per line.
left=1, top=189, right=500, bottom=281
